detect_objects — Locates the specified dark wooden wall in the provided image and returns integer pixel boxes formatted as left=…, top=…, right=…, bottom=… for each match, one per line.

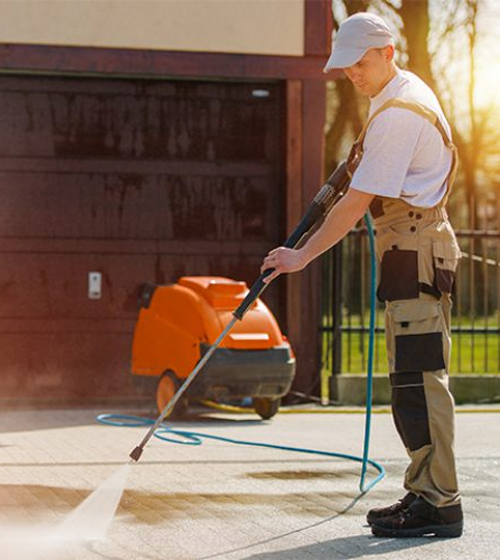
left=0, top=75, right=286, bottom=405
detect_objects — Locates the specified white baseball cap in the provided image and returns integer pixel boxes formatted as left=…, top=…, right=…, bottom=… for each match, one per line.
left=323, top=12, right=393, bottom=73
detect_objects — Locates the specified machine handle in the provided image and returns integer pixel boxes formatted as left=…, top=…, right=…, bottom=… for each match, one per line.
left=232, top=161, right=350, bottom=321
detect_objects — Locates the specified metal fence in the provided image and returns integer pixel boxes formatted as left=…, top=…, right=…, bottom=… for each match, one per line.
left=320, top=229, right=500, bottom=376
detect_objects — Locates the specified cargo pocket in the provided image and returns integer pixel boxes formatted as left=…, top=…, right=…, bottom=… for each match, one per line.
left=391, top=300, right=446, bottom=372
left=432, top=240, right=462, bottom=294
left=390, top=371, right=431, bottom=451
left=377, top=248, right=420, bottom=301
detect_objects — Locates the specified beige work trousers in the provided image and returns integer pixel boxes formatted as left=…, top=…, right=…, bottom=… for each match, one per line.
left=371, top=196, right=462, bottom=508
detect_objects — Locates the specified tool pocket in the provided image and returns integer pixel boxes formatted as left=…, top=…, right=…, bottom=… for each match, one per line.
left=377, top=248, right=420, bottom=301
left=389, top=300, right=446, bottom=372
left=432, top=240, right=462, bottom=294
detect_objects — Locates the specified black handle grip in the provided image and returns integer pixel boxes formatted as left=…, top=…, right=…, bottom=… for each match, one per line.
left=232, top=204, right=322, bottom=320
left=232, top=271, right=271, bottom=321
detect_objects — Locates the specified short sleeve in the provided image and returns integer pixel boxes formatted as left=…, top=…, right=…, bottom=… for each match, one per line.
left=349, top=108, right=426, bottom=198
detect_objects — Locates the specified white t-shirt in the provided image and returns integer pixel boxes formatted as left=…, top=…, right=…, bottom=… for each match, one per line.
left=350, top=69, right=453, bottom=208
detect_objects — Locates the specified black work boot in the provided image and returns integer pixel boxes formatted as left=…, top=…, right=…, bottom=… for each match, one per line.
left=366, top=492, right=417, bottom=525
left=371, top=496, right=463, bottom=538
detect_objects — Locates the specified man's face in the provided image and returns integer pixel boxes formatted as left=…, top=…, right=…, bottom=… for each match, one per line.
left=343, top=46, right=394, bottom=97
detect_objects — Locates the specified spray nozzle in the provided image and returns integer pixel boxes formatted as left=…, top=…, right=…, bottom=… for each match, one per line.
left=129, top=446, right=143, bottom=462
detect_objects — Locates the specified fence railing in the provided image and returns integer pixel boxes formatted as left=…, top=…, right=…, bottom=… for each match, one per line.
left=320, top=229, right=500, bottom=376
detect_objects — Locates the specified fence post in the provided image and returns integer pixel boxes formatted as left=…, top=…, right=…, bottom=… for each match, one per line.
left=332, top=242, right=343, bottom=375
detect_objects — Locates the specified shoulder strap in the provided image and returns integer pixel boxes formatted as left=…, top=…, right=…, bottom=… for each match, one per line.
left=354, top=97, right=458, bottom=206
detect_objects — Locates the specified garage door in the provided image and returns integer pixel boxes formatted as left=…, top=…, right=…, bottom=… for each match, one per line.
left=0, top=75, right=285, bottom=403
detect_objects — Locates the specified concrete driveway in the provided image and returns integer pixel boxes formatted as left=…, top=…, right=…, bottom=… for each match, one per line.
left=0, top=405, right=498, bottom=559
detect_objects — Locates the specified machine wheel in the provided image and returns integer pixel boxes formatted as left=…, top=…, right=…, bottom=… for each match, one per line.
left=156, top=371, right=189, bottom=418
left=253, top=397, right=280, bottom=420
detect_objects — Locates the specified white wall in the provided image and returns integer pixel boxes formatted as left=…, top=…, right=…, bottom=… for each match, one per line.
left=0, top=0, right=305, bottom=56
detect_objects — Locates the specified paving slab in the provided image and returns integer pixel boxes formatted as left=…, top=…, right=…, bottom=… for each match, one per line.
left=0, top=405, right=498, bottom=559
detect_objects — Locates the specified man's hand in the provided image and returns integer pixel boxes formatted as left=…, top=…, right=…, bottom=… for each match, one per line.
left=260, top=247, right=306, bottom=284
left=259, top=187, right=373, bottom=285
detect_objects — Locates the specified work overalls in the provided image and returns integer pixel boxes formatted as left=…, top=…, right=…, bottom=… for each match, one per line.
left=348, top=98, right=462, bottom=509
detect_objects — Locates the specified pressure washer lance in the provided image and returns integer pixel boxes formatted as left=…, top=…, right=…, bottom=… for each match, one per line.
left=129, top=161, right=351, bottom=462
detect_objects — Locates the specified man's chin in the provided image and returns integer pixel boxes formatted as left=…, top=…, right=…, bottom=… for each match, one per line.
left=355, top=84, right=371, bottom=96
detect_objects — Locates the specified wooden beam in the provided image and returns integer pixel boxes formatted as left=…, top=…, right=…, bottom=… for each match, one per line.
left=285, top=80, right=303, bottom=356
left=297, top=79, right=327, bottom=395
left=0, top=43, right=342, bottom=80
left=305, top=0, right=333, bottom=57
left=285, top=78, right=327, bottom=395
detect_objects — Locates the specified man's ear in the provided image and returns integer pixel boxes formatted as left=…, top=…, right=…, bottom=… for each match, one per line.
left=385, top=44, right=395, bottom=62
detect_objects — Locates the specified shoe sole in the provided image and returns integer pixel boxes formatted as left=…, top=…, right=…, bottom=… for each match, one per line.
left=371, top=520, right=463, bottom=538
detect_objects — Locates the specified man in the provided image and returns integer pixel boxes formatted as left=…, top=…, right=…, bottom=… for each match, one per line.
left=261, top=12, right=463, bottom=538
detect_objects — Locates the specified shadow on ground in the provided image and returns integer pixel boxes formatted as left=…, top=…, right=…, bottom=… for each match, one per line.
left=243, top=534, right=435, bottom=559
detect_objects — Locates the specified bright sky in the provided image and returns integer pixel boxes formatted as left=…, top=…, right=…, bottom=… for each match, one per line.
left=474, top=0, right=500, bottom=111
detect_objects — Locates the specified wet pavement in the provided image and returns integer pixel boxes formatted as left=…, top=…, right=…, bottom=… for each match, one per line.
left=0, top=405, right=498, bottom=559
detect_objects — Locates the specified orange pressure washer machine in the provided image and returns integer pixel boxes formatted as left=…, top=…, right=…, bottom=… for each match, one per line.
left=131, top=276, right=296, bottom=420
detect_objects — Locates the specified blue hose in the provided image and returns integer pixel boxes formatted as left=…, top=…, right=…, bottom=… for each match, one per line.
left=359, top=213, right=382, bottom=493
left=97, top=213, right=384, bottom=492
left=97, top=413, right=385, bottom=483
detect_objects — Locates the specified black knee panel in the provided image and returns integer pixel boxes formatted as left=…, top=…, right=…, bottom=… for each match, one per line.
left=390, top=372, right=431, bottom=451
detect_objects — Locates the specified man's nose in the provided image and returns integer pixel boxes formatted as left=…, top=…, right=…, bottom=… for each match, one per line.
left=344, top=67, right=359, bottom=82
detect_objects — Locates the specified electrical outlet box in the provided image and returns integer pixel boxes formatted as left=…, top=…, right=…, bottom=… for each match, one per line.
left=88, top=272, right=102, bottom=299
